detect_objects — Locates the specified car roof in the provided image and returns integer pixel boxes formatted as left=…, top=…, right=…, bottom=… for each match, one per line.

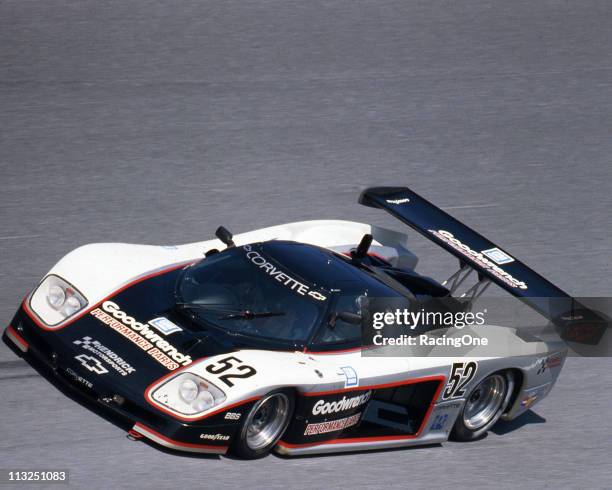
left=257, top=240, right=382, bottom=292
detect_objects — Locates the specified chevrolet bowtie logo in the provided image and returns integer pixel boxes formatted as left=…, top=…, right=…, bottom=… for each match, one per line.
left=74, top=354, right=108, bottom=375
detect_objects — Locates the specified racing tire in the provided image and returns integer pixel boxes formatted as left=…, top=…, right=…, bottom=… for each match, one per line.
left=450, top=370, right=514, bottom=441
left=230, top=389, right=294, bottom=459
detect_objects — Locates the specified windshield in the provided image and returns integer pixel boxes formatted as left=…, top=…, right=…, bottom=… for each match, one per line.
left=176, top=245, right=329, bottom=343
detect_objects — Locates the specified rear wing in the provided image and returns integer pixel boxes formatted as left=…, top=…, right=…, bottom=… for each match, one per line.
left=359, top=186, right=607, bottom=343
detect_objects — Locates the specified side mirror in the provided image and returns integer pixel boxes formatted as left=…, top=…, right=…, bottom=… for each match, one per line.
left=215, top=226, right=235, bottom=248
left=329, top=311, right=363, bottom=328
left=351, top=234, right=373, bottom=260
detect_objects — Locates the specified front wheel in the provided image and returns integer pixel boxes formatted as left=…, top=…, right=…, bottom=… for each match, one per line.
left=230, top=390, right=294, bottom=459
left=451, top=371, right=514, bottom=441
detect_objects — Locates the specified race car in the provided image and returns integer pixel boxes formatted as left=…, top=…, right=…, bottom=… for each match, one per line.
left=3, top=186, right=578, bottom=459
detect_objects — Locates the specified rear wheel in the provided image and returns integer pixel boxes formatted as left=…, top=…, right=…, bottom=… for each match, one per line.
left=230, top=390, right=293, bottom=459
left=451, top=371, right=514, bottom=441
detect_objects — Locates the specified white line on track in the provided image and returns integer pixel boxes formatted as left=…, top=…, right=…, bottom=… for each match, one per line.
left=442, top=204, right=499, bottom=210
left=0, top=234, right=41, bottom=240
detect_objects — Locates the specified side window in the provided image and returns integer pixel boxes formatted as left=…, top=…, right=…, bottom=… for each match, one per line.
left=314, top=294, right=364, bottom=344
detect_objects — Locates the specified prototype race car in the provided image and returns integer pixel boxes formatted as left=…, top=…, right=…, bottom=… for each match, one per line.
left=4, top=187, right=575, bottom=458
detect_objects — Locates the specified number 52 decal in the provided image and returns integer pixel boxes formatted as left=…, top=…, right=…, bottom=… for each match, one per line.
left=206, top=356, right=257, bottom=388
left=442, top=361, right=478, bottom=400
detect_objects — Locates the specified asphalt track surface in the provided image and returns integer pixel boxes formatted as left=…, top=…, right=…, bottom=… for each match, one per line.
left=1, top=1, right=611, bottom=488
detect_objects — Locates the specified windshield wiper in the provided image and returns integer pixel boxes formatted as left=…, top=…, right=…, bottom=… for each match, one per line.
left=218, top=310, right=286, bottom=320
left=176, top=303, right=286, bottom=320
left=176, top=302, right=242, bottom=312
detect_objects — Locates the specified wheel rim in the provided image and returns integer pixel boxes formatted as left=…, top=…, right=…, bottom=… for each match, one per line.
left=244, top=393, right=290, bottom=451
left=462, top=374, right=507, bottom=431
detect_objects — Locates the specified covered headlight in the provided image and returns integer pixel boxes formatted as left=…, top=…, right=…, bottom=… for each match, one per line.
left=150, top=372, right=226, bottom=417
left=62, top=295, right=82, bottom=316
left=179, top=378, right=199, bottom=402
left=47, top=285, right=66, bottom=309
left=28, top=275, right=88, bottom=327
